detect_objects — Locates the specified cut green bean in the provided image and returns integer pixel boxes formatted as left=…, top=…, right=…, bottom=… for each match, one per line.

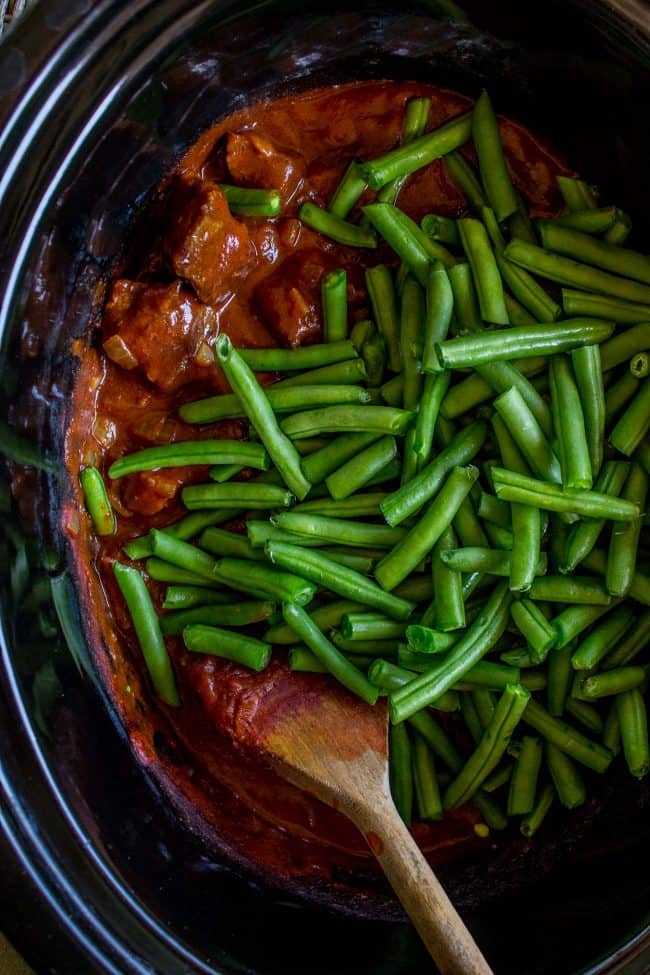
left=538, top=220, right=650, bottom=285
left=400, top=277, right=426, bottom=409
left=340, top=613, right=408, bottom=642
left=109, top=441, right=268, bottom=479
left=630, top=352, right=649, bottom=379
left=491, top=467, right=641, bottom=521
left=301, top=432, right=379, bottom=486
left=330, top=632, right=397, bottom=657
left=604, top=209, right=632, bottom=245
left=495, top=386, right=561, bottom=484
left=182, top=482, right=293, bottom=510
left=441, top=547, right=546, bottom=579
left=299, top=202, right=377, bottom=248
left=238, top=341, right=356, bottom=373
left=423, top=263, right=454, bottom=374
left=325, top=436, right=397, bottom=501
left=432, top=527, right=465, bottom=631
left=181, top=384, right=371, bottom=424
left=266, top=542, right=415, bottom=620
left=557, top=176, right=598, bottom=211
left=600, top=324, right=650, bottom=372
left=413, top=372, right=450, bottom=470
left=444, top=150, right=487, bottom=209
left=571, top=345, right=605, bottom=477
left=460, top=694, right=483, bottom=744
left=113, top=563, right=179, bottom=706
left=361, top=332, right=386, bottom=387
left=504, top=238, right=650, bottom=305
left=448, top=261, right=482, bottom=332
left=216, top=336, right=310, bottom=499
left=183, top=624, right=270, bottom=671
left=547, top=644, right=574, bottom=717
left=390, top=722, right=414, bottom=825
left=363, top=205, right=432, bottom=287
left=378, top=96, right=431, bottom=204
left=565, top=698, right=604, bottom=734
left=360, top=110, right=472, bottom=189
left=458, top=217, right=508, bottom=325
left=602, top=607, right=650, bottom=669
left=421, top=214, right=460, bottom=247
left=161, top=601, right=274, bottom=635
left=406, top=625, right=457, bottom=655
left=282, top=602, right=380, bottom=704
left=444, top=684, right=530, bottom=810
left=328, top=161, right=366, bottom=218
left=477, top=492, right=511, bottom=528
left=145, top=559, right=218, bottom=588
left=522, top=698, right=613, bottom=773
left=520, top=782, right=555, bottom=837
left=508, top=735, right=543, bottom=815
left=562, top=289, right=650, bottom=323
left=606, top=463, right=648, bottom=596
left=381, top=421, right=487, bottom=526
left=376, top=465, right=479, bottom=591
left=162, top=586, right=236, bottom=610
left=610, top=380, right=650, bottom=456
left=220, top=184, right=280, bottom=216
left=442, top=357, right=548, bottom=427
left=278, top=358, right=368, bottom=388
left=265, top=599, right=366, bottom=645
left=554, top=206, right=618, bottom=234
left=528, top=575, right=612, bottom=606
left=511, top=598, right=557, bottom=662
left=365, top=265, right=401, bottom=372
left=80, top=467, right=115, bottom=536
left=280, top=405, right=412, bottom=440
left=291, top=492, right=388, bottom=518
left=412, top=734, right=443, bottom=820
left=197, top=527, right=264, bottom=563
left=322, top=269, right=348, bottom=343
left=617, top=689, right=649, bottom=778
left=472, top=91, right=518, bottom=221
left=549, top=355, right=593, bottom=489
left=273, top=513, right=404, bottom=550
left=602, top=705, right=621, bottom=755
left=504, top=293, right=536, bottom=326
left=562, top=461, right=630, bottom=573
left=546, top=743, right=586, bottom=808
left=581, top=666, right=645, bottom=700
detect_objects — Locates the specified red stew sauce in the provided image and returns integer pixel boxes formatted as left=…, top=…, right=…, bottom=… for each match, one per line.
left=64, top=81, right=571, bottom=889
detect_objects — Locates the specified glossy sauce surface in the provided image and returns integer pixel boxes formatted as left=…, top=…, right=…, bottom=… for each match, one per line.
left=65, top=80, right=570, bottom=889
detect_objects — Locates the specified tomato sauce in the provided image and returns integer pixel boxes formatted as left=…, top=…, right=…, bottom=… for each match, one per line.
left=64, top=80, right=571, bottom=895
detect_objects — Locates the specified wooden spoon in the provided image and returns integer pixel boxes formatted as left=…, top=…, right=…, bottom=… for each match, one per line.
left=248, top=679, right=494, bottom=975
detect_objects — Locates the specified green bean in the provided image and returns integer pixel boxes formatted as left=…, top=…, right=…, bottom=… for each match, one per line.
left=274, top=515, right=402, bottom=552
left=444, top=150, right=487, bottom=209
left=280, top=405, right=412, bottom=440
left=423, top=263, right=454, bottom=374
left=216, top=336, right=310, bottom=499
left=547, top=644, right=574, bottom=717
left=523, top=698, right=612, bottom=773
left=565, top=698, right=604, bottom=734
left=604, top=210, right=632, bottom=245
left=330, top=633, right=398, bottom=657
left=328, top=161, right=366, bottom=218
left=180, top=383, right=370, bottom=424
left=278, top=358, right=368, bottom=388
left=149, top=530, right=220, bottom=582
left=265, top=599, right=366, bottom=645
left=400, top=277, right=426, bottom=409
left=214, top=557, right=317, bottom=606
left=378, top=96, right=431, bottom=204
left=610, top=380, right=650, bottom=456
left=434, top=319, right=614, bottom=371
left=441, top=357, right=547, bottom=425
left=238, top=340, right=357, bottom=372
left=381, top=421, right=487, bottom=526
left=291, top=492, right=388, bottom=518
left=510, top=598, right=557, bottom=662
left=406, top=625, right=457, bottom=655
left=299, top=202, right=377, bottom=248
left=507, top=735, right=543, bottom=815
left=361, top=332, right=386, bottom=387
left=504, top=293, right=536, bottom=326
left=325, top=436, right=397, bottom=501
left=458, top=217, right=508, bottom=324
left=571, top=345, right=605, bottom=476
left=606, top=463, right=648, bottom=595
left=376, top=465, right=479, bottom=591
left=181, top=482, right=293, bottom=510
left=520, top=783, right=555, bottom=837
left=600, top=324, right=650, bottom=372
left=109, top=440, right=268, bottom=479
left=113, top=563, right=179, bottom=706
left=390, top=722, right=414, bottom=825
left=183, top=624, right=270, bottom=671
left=414, top=373, right=450, bottom=469
left=220, top=184, right=281, bottom=216
left=452, top=661, right=521, bottom=690
left=421, top=214, right=460, bottom=247
left=472, top=91, right=518, bottom=221
left=602, top=704, right=621, bottom=755
left=562, top=461, right=630, bottom=573
left=320, top=549, right=375, bottom=574
left=441, top=547, right=546, bottom=579
left=321, top=269, right=348, bottom=343
left=247, top=522, right=324, bottom=550
left=491, top=466, right=640, bottom=520
left=360, top=110, right=472, bottom=189
left=389, top=582, right=512, bottom=722
left=145, top=559, right=217, bottom=588
left=197, top=527, right=265, bottom=562
left=546, top=743, right=586, bottom=808
left=617, top=689, right=649, bottom=778
left=80, top=467, right=115, bottom=535
left=630, top=352, right=649, bottom=378
left=160, top=601, right=275, bottom=635
left=557, top=176, right=598, bottom=211
left=369, top=660, right=457, bottom=714
left=562, top=289, right=650, bottom=323
left=520, top=671, right=548, bottom=693
left=549, top=355, right=593, bottom=489
left=340, top=613, right=407, bottom=642
left=481, top=761, right=513, bottom=793
left=580, top=666, right=645, bottom=700
left=528, top=575, right=612, bottom=605
left=448, top=261, right=482, bottom=332
left=609, top=374, right=641, bottom=424
left=412, top=734, right=443, bottom=820
left=477, top=492, right=511, bottom=528
left=460, top=694, right=483, bottom=744
left=554, top=206, right=618, bottom=234
left=472, top=688, right=497, bottom=730
left=365, top=457, right=400, bottom=488
left=494, top=386, right=561, bottom=484
left=287, top=647, right=328, bottom=673
left=282, top=602, right=380, bottom=704
left=431, top=527, right=465, bottom=631
left=636, top=438, right=650, bottom=475
left=551, top=599, right=617, bottom=651
left=209, top=463, right=246, bottom=483
left=362, top=206, right=432, bottom=287
left=300, top=432, right=379, bottom=486
left=504, top=238, right=650, bottom=304
left=538, top=220, right=650, bottom=284
left=602, top=607, right=650, bottom=669
left=162, top=586, right=235, bottom=610
left=500, top=647, right=537, bottom=668
left=380, top=374, right=404, bottom=407
left=365, top=265, right=401, bottom=372
left=444, top=684, right=530, bottom=810
left=266, top=542, right=414, bottom=620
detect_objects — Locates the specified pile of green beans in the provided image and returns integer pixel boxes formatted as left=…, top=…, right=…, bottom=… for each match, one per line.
left=85, top=91, right=648, bottom=839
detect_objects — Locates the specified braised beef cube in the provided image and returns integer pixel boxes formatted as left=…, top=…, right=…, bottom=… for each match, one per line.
left=226, top=131, right=305, bottom=204
left=102, top=279, right=218, bottom=392
left=165, top=175, right=253, bottom=304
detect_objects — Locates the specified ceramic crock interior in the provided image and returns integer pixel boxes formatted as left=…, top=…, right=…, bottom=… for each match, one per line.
left=0, top=1, right=648, bottom=973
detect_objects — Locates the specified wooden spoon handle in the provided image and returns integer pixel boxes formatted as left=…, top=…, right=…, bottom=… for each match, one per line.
left=359, top=802, right=493, bottom=975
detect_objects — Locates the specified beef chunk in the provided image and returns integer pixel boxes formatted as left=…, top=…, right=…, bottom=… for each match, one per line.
left=226, top=131, right=305, bottom=204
